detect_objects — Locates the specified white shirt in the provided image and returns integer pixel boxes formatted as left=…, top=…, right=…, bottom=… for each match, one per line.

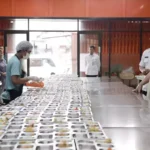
left=85, top=53, right=100, bottom=75
left=139, top=48, right=150, bottom=92
left=139, top=48, right=150, bottom=69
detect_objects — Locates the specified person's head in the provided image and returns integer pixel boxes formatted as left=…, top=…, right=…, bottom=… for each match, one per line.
left=89, top=45, right=95, bottom=55
left=0, top=46, right=4, bottom=58
left=16, top=41, right=33, bottom=59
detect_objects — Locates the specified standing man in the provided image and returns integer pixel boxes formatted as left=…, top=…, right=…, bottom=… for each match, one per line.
left=85, top=45, right=100, bottom=77
left=139, top=48, right=150, bottom=95
left=0, top=41, right=41, bottom=104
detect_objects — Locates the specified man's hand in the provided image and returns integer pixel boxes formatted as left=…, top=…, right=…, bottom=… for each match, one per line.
left=143, top=69, right=150, bottom=75
left=27, top=76, right=44, bottom=82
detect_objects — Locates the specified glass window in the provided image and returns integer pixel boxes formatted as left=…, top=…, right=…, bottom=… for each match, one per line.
left=142, top=32, right=150, bottom=52
left=0, top=32, right=4, bottom=47
left=110, top=32, right=140, bottom=75
left=142, top=21, right=150, bottom=31
left=102, top=32, right=109, bottom=76
left=110, top=20, right=140, bottom=31
left=5, top=33, right=27, bottom=72
left=79, top=19, right=109, bottom=31
left=0, top=19, right=28, bottom=30
left=29, top=19, right=77, bottom=31
left=29, top=32, right=77, bottom=77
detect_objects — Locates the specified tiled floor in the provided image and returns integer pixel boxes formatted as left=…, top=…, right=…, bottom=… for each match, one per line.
left=81, top=77, right=150, bottom=150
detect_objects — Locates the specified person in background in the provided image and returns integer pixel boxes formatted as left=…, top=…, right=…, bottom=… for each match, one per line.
left=139, top=48, right=150, bottom=96
left=85, top=45, right=100, bottom=77
left=0, top=46, right=6, bottom=92
left=0, top=41, right=41, bottom=105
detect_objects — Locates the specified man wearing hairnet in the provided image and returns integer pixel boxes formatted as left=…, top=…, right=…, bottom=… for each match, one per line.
left=0, top=41, right=41, bottom=104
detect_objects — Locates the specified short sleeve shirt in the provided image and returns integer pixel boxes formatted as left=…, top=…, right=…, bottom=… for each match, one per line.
left=5, top=56, right=22, bottom=90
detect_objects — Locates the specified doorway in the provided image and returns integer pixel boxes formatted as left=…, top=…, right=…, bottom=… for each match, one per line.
left=4, top=31, right=29, bottom=74
left=29, top=32, right=77, bottom=77
left=78, top=31, right=102, bottom=77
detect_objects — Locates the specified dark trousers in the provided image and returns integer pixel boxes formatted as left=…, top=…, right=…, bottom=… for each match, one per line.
left=3, top=70, right=25, bottom=104
left=9, top=89, right=22, bottom=100
left=86, top=75, right=98, bottom=77
left=3, top=88, right=23, bottom=104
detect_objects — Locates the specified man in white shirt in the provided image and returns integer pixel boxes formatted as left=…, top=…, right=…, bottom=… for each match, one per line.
left=139, top=48, right=150, bottom=95
left=85, top=46, right=100, bottom=77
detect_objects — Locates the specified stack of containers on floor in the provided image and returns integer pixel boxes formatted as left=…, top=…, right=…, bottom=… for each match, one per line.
left=0, top=75, right=114, bottom=150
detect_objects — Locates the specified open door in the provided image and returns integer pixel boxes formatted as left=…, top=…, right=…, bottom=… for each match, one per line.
left=78, top=31, right=102, bottom=77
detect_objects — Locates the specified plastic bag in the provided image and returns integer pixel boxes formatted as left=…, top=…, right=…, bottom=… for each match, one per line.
left=122, top=66, right=134, bottom=74
left=119, top=66, right=134, bottom=80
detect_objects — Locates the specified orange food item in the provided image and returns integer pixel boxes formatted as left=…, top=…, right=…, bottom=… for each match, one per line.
left=108, top=147, right=112, bottom=150
left=26, top=81, right=44, bottom=88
